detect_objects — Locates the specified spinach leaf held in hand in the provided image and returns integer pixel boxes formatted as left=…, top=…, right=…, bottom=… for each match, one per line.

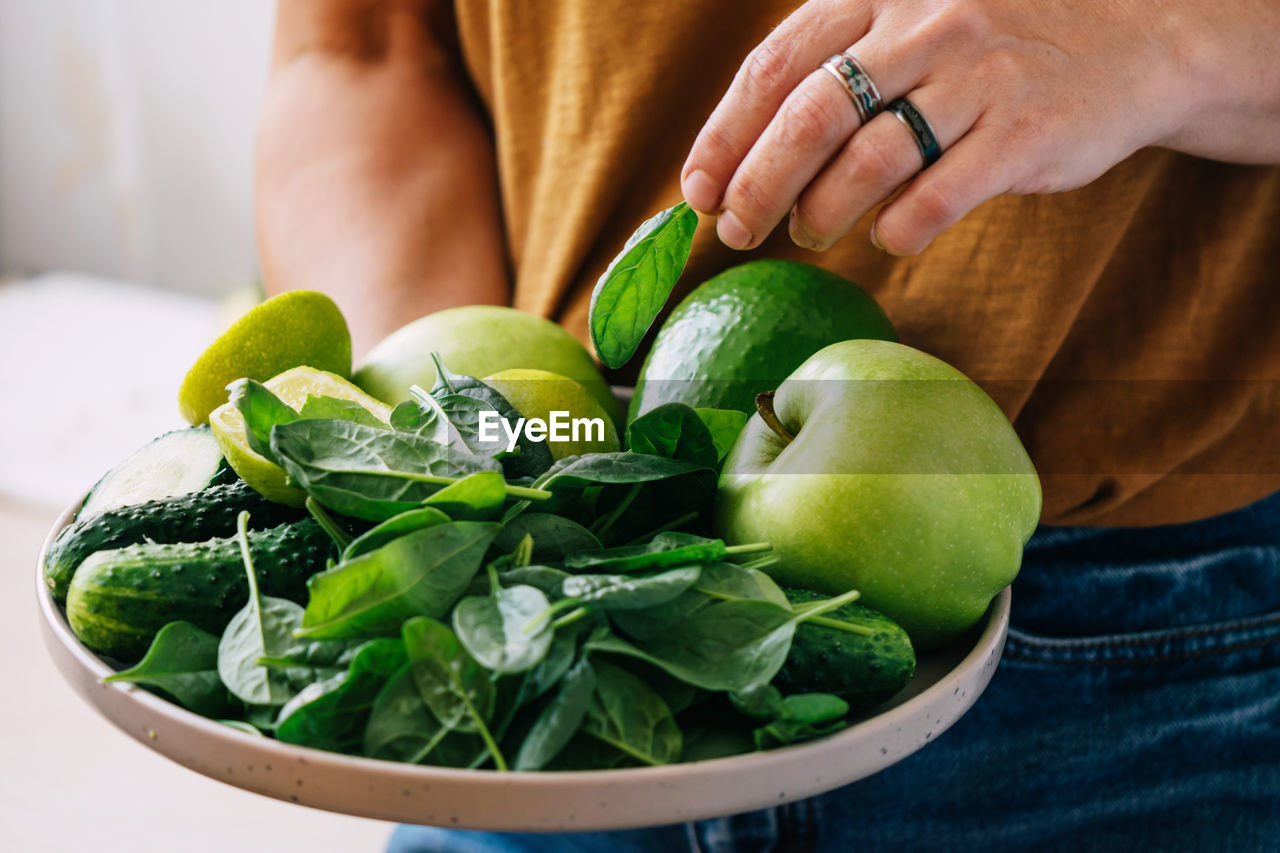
left=299, top=521, right=500, bottom=639
left=105, top=620, right=234, bottom=718
left=589, top=202, right=698, bottom=369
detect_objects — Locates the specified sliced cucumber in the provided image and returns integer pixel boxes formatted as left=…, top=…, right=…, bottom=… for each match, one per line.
left=78, top=426, right=229, bottom=520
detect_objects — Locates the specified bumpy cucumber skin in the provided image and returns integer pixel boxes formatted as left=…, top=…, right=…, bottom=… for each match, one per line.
left=44, top=480, right=304, bottom=602
left=776, top=587, right=916, bottom=711
left=65, top=519, right=335, bottom=662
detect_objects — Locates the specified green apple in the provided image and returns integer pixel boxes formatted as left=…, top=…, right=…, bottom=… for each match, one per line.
left=482, top=369, right=621, bottom=460
left=715, top=339, right=1041, bottom=649
left=354, top=306, right=621, bottom=425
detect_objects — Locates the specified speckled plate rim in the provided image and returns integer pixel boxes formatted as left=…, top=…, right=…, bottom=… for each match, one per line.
left=38, top=499, right=1010, bottom=832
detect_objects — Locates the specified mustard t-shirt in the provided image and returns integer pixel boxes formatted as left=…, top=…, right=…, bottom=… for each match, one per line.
left=453, top=0, right=1280, bottom=527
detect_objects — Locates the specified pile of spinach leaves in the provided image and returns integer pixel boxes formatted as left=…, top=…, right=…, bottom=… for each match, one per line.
left=106, top=357, right=910, bottom=770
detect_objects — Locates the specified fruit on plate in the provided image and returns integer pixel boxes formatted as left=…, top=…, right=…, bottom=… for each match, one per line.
left=481, top=368, right=621, bottom=460
left=715, top=339, right=1041, bottom=649
left=178, top=290, right=352, bottom=425
left=210, top=366, right=392, bottom=505
left=629, top=260, right=896, bottom=419
left=354, top=305, right=621, bottom=424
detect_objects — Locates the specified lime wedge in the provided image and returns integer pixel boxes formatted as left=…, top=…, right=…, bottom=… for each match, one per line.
left=210, top=366, right=392, bottom=505
left=178, top=290, right=351, bottom=425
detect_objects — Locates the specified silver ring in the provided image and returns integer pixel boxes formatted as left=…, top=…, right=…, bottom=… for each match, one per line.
left=887, top=98, right=942, bottom=168
left=820, top=52, right=883, bottom=125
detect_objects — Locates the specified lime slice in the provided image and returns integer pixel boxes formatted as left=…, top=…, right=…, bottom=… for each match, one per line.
left=178, top=290, right=352, bottom=425
left=210, top=366, right=392, bottom=505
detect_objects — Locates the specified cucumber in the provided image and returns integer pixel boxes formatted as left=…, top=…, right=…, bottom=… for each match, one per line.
left=79, top=427, right=231, bottom=520
left=44, top=479, right=305, bottom=602
left=65, top=519, right=335, bottom=662
left=776, top=587, right=916, bottom=711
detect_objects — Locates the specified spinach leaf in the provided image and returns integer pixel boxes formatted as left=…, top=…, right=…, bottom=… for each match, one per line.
left=560, top=565, right=702, bottom=611
left=270, top=418, right=501, bottom=521
left=422, top=470, right=507, bottom=521
left=610, top=561, right=788, bottom=641
left=227, top=378, right=298, bottom=462
left=565, top=532, right=768, bottom=573
left=362, top=666, right=486, bottom=765
left=297, top=395, right=387, bottom=428
left=492, top=513, right=601, bottom=561
left=694, top=408, right=749, bottom=462
left=402, top=617, right=496, bottom=731
left=453, top=585, right=554, bottom=674
left=217, top=512, right=306, bottom=706
left=625, top=403, right=718, bottom=467
left=255, top=636, right=370, bottom=692
left=428, top=356, right=555, bottom=480
left=402, top=617, right=507, bottom=769
left=513, top=658, right=596, bottom=770
left=520, top=619, right=587, bottom=702
left=533, top=452, right=710, bottom=493
left=104, top=621, right=233, bottom=718
left=340, top=506, right=451, bottom=561
left=589, top=202, right=698, bottom=369
left=275, top=638, right=407, bottom=753
left=588, top=589, right=861, bottom=692
left=498, top=565, right=572, bottom=599
left=750, top=692, right=850, bottom=749
left=299, top=521, right=500, bottom=639
left=580, top=660, right=682, bottom=765
left=389, top=394, right=453, bottom=445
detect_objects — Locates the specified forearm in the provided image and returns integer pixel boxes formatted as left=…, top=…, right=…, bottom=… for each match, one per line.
left=256, top=0, right=509, bottom=358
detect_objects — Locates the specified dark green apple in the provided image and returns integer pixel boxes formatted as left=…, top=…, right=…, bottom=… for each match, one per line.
left=715, top=340, right=1041, bottom=649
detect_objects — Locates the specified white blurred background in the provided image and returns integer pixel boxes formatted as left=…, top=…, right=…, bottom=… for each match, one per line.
left=1, top=4, right=394, bottom=851
left=0, top=0, right=271, bottom=292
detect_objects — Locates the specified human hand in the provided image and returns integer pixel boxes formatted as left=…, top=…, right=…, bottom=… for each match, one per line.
left=680, top=0, right=1280, bottom=255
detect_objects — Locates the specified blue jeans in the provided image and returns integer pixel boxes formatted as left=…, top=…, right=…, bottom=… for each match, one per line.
left=389, top=490, right=1280, bottom=852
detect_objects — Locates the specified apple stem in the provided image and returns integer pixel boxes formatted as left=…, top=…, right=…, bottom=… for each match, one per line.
left=755, top=391, right=795, bottom=445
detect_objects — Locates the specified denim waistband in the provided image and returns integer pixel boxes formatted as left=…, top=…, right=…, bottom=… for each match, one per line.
left=1011, top=489, right=1280, bottom=638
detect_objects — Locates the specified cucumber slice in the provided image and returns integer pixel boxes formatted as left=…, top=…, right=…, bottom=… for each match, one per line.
left=78, top=426, right=229, bottom=520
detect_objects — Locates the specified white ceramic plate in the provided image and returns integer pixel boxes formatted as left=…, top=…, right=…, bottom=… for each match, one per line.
left=37, top=501, right=1010, bottom=831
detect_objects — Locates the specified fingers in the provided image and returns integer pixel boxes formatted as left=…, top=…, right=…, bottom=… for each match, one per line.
left=789, top=85, right=980, bottom=251
left=713, top=32, right=930, bottom=251
left=870, top=126, right=1014, bottom=255
left=680, top=0, right=875, bottom=213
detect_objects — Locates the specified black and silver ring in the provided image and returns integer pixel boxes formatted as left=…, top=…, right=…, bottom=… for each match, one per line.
left=887, top=98, right=941, bottom=168
left=820, top=52, right=883, bottom=125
